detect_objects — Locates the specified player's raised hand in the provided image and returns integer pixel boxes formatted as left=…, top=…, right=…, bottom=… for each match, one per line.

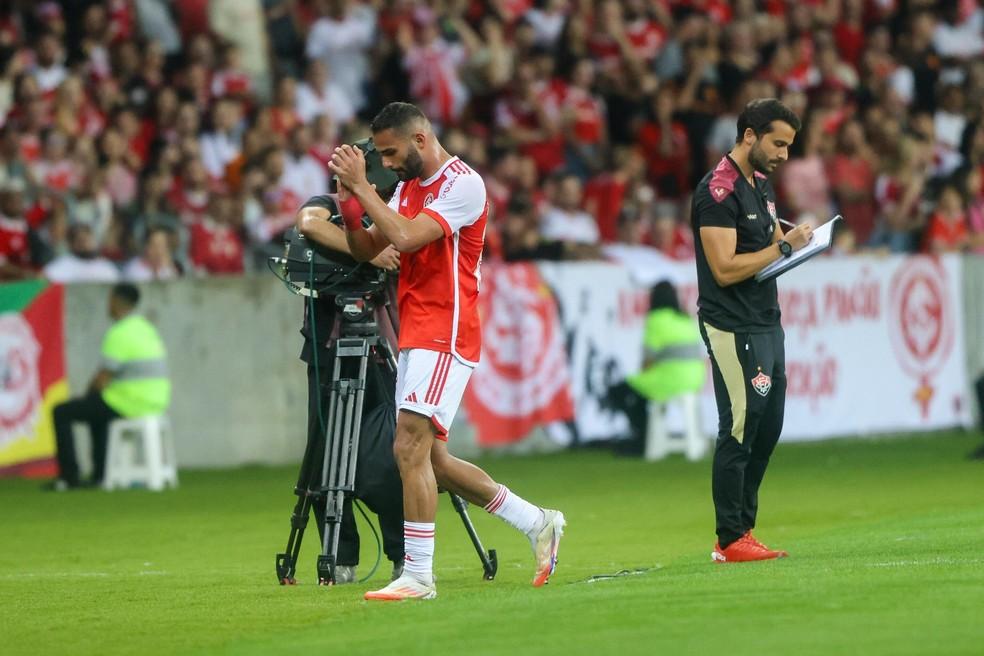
left=329, top=144, right=368, bottom=192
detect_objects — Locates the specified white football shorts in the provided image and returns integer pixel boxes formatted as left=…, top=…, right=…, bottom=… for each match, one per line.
left=395, top=348, right=474, bottom=440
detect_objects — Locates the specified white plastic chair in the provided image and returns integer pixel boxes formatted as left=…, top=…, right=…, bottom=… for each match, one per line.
left=644, top=392, right=708, bottom=462
left=102, top=415, right=179, bottom=491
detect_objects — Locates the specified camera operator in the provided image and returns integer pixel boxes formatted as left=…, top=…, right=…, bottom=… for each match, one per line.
left=293, top=163, right=404, bottom=584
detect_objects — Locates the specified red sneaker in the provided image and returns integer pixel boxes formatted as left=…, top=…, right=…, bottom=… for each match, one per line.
left=712, top=533, right=786, bottom=563
left=744, top=531, right=788, bottom=558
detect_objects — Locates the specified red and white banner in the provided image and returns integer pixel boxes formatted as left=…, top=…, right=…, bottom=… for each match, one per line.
left=605, top=249, right=972, bottom=441
left=462, top=263, right=575, bottom=446
left=776, top=254, right=969, bottom=439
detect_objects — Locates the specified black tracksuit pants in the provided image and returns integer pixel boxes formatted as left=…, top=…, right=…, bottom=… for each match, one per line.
left=53, top=392, right=121, bottom=485
left=699, top=320, right=786, bottom=549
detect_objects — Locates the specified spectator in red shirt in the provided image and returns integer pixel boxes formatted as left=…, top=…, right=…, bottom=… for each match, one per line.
left=189, top=192, right=244, bottom=275
left=494, top=60, right=564, bottom=176
left=264, top=75, right=302, bottom=137
left=52, top=75, right=104, bottom=139
left=834, top=0, right=866, bottom=68
left=168, top=156, right=212, bottom=225
left=211, top=43, right=253, bottom=102
left=827, top=119, right=878, bottom=244
left=30, top=128, right=80, bottom=194
left=636, top=85, right=691, bottom=198
left=583, top=145, right=646, bottom=243
left=922, top=181, right=969, bottom=253
left=0, top=179, right=37, bottom=280
left=562, top=58, right=608, bottom=178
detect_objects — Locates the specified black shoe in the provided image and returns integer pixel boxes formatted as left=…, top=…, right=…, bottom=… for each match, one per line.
left=612, top=438, right=645, bottom=457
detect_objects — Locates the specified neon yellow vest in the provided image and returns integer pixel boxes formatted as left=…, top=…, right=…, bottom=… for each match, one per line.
left=100, top=314, right=171, bottom=417
left=627, top=308, right=705, bottom=402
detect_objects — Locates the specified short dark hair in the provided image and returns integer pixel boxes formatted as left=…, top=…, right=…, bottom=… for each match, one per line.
left=735, top=98, right=801, bottom=143
left=649, top=280, right=681, bottom=313
left=370, top=102, right=427, bottom=135
left=111, top=283, right=140, bottom=308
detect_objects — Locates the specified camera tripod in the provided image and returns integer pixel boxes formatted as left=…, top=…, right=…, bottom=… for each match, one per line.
left=276, top=292, right=498, bottom=585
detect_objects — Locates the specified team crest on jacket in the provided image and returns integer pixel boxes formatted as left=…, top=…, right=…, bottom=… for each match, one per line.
left=766, top=200, right=777, bottom=219
left=423, top=192, right=434, bottom=207
left=751, top=370, right=772, bottom=396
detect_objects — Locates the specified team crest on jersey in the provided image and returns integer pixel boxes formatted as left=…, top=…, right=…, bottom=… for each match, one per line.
left=766, top=200, right=777, bottom=219
left=423, top=192, right=434, bottom=207
left=751, top=370, right=772, bottom=397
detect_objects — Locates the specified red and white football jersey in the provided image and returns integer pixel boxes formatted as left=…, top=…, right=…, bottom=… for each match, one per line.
left=388, top=156, right=488, bottom=365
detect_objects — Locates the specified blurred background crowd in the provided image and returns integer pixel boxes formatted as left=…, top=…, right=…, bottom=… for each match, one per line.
left=2, top=0, right=984, bottom=284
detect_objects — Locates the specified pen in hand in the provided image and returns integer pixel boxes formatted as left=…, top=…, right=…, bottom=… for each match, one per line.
left=778, top=216, right=814, bottom=242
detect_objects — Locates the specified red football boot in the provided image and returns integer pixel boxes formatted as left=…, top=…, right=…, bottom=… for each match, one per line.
left=712, top=533, right=786, bottom=563
left=744, top=531, right=788, bottom=558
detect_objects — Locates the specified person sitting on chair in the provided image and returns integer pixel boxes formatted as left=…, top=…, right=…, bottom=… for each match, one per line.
left=611, top=280, right=705, bottom=455
left=44, top=283, right=170, bottom=491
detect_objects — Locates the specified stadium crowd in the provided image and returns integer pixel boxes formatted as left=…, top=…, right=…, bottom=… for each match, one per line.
left=1, top=0, right=984, bottom=284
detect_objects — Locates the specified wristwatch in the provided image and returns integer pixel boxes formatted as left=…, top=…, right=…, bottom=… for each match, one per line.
left=777, top=239, right=793, bottom=258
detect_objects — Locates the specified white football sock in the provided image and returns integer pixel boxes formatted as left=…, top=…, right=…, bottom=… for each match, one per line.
left=484, top=485, right=544, bottom=536
left=402, top=521, right=435, bottom=583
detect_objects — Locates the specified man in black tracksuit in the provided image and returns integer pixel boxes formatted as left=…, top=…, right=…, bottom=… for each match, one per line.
left=691, top=99, right=813, bottom=563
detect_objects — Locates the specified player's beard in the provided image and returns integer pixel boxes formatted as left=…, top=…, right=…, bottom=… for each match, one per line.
left=396, top=147, right=425, bottom=181
left=749, top=140, right=780, bottom=174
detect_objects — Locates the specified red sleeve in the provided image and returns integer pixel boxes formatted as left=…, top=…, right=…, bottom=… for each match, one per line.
left=420, top=208, right=452, bottom=237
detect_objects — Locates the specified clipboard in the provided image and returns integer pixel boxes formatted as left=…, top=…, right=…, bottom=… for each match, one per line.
left=755, top=215, right=843, bottom=282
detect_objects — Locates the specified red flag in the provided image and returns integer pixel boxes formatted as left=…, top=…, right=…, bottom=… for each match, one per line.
left=464, top=263, right=574, bottom=446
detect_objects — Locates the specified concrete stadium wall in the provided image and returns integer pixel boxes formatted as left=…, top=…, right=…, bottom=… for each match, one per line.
left=65, top=276, right=309, bottom=469
left=65, top=275, right=491, bottom=470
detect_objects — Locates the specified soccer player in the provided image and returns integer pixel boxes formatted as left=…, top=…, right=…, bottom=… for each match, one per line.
left=329, top=102, right=565, bottom=600
left=691, top=99, right=813, bottom=563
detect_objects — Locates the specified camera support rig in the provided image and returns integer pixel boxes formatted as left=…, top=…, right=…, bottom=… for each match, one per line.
left=276, top=291, right=497, bottom=585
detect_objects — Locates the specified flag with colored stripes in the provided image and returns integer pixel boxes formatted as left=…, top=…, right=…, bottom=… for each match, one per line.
left=0, top=280, right=65, bottom=477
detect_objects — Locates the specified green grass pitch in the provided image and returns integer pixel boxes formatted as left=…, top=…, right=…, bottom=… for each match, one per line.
left=2, top=431, right=983, bottom=655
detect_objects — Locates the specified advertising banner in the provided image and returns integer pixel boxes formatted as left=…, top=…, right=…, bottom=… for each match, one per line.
left=603, top=250, right=971, bottom=441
